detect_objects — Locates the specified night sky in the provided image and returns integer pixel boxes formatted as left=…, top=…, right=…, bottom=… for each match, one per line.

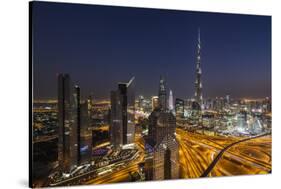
left=32, top=1, right=271, bottom=100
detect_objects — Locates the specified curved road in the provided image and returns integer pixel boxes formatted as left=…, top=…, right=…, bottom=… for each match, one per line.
left=200, top=133, right=270, bottom=177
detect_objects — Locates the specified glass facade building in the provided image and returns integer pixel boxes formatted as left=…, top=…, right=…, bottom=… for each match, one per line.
left=145, top=76, right=179, bottom=180
left=175, top=98, right=184, bottom=119
left=110, top=77, right=135, bottom=148
left=57, top=74, right=78, bottom=173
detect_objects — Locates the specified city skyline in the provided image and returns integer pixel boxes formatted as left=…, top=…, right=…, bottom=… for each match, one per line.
left=33, top=2, right=271, bottom=100
left=31, top=2, right=272, bottom=187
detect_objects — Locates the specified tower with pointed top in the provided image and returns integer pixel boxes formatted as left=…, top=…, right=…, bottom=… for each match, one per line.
left=158, top=76, right=167, bottom=111
left=194, top=28, right=203, bottom=107
left=168, top=90, right=174, bottom=111
left=145, top=76, right=179, bottom=181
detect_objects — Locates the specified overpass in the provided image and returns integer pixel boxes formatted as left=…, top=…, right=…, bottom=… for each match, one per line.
left=200, top=133, right=270, bottom=177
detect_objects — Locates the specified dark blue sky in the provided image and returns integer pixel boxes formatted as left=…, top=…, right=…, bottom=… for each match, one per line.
left=32, top=1, right=271, bottom=100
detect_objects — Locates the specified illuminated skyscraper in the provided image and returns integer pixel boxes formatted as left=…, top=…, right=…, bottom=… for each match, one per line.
left=168, top=90, right=174, bottom=111
left=151, top=96, right=159, bottom=111
left=79, top=102, right=92, bottom=164
left=226, top=95, right=230, bottom=104
left=175, top=98, right=184, bottom=118
left=110, top=90, right=123, bottom=148
left=57, top=74, right=78, bottom=173
left=194, top=29, right=203, bottom=106
left=87, top=94, right=94, bottom=120
left=158, top=76, right=167, bottom=111
left=145, top=76, right=179, bottom=180
left=110, top=77, right=135, bottom=148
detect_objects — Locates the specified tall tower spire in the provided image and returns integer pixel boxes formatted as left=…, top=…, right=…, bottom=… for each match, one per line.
left=158, top=75, right=167, bottom=111
left=194, top=28, right=203, bottom=106
left=168, top=89, right=174, bottom=111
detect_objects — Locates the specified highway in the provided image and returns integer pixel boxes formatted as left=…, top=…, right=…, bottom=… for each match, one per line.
left=50, top=128, right=271, bottom=186
left=86, top=152, right=144, bottom=184
left=209, top=135, right=271, bottom=176
left=84, top=129, right=271, bottom=184
left=200, top=133, right=270, bottom=177
left=176, top=128, right=239, bottom=178
left=176, top=128, right=271, bottom=178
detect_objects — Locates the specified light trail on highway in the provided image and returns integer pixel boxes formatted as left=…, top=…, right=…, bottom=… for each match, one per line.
left=79, top=128, right=271, bottom=185
left=176, top=128, right=271, bottom=178
left=209, top=135, right=271, bottom=177
left=86, top=154, right=144, bottom=184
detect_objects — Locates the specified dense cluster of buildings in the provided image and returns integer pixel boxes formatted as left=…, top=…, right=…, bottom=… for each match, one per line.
left=109, top=75, right=179, bottom=180
left=56, top=73, right=182, bottom=180
left=34, top=29, right=271, bottom=185
left=107, top=30, right=204, bottom=180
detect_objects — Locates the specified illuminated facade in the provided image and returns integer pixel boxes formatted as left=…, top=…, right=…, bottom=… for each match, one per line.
left=87, top=94, right=94, bottom=120
left=110, top=77, right=135, bottom=148
left=191, top=29, right=203, bottom=124
left=153, top=133, right=179, bottom=180
left=191, top=100, right=202, bottom=123
left=79, top=102, right=92, bottom=164
left=194, top=29, right=203, bottom=107
left=168, top=90, right=174, bottom=111
left=158, top=76, right=167, bottom=111
left=110, top=90, right=123, bottom=148
left=175, top=98, right=184, bottom=118
left=145, top=76, right=179, bottom=180
left=151, top=96, right=159, bottom=111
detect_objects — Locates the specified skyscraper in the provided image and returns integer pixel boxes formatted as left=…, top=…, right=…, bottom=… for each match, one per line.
left=168, top=90, right=174, bottom=111
left=87, top=94, right=94, bottom=121
left=194, top=29, right=203, bottom=106
left=74, top=85, right=81, bottom=165
left=110, top=77, right=135, bottom=148
left=175, top=98, right=184, bottom=118
left=79, top=102, right=92, bottom=165
left=145, top=76, right=179, bottom=180
left=151, top=96, right=159, bottom=111
left=57, top=74, right=78, bottom=173
left=158, top=76, right=167, bottom=111
left=110, top=90, right=123, bottom=149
